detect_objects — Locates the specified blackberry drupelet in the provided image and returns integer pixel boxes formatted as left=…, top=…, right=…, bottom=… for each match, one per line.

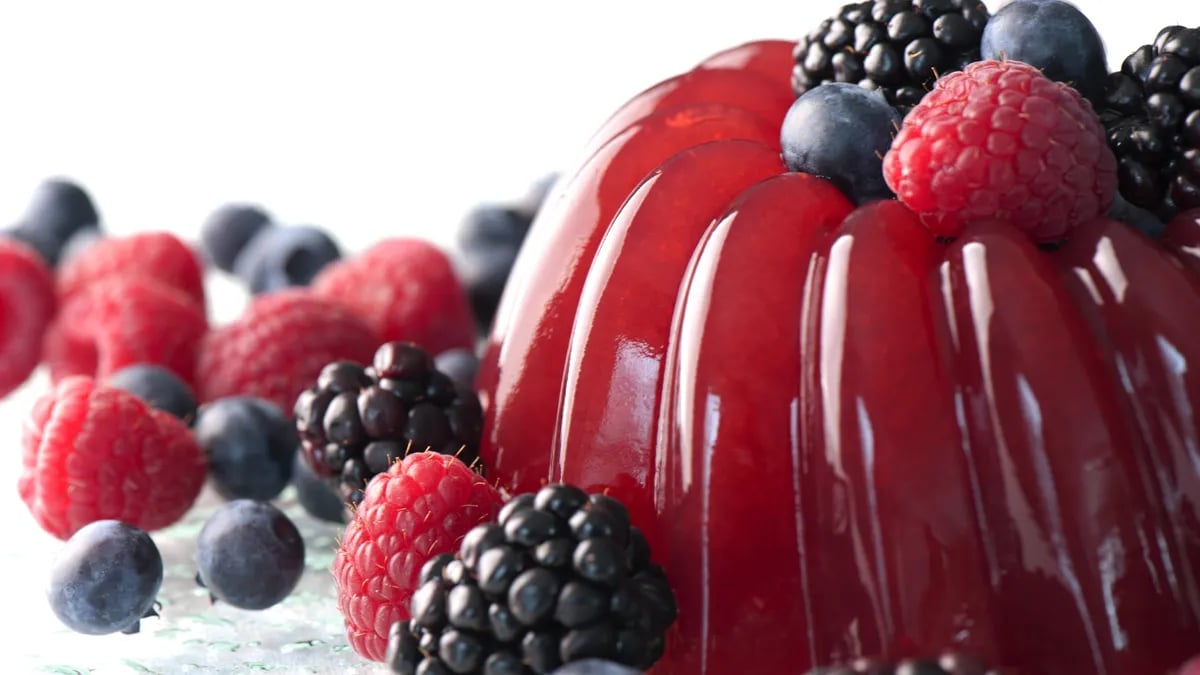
left=387, top=485, right=677, bottom=675
left=294, top=341, right=484, bottom=507
left=792, top=0, right=991, bottom=114
left=805, top=651, right=1005, bottom=674
left=1101, top=25, right=1200, bottom=220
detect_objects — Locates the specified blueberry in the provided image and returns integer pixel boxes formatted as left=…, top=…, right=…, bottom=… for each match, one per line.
left=434, top=348, right=479, bottom=390
left=458, top=244, right=521, bottom=332
left=59, top=226, right=104, bottom=264
left=980, top=0, right=1107, bottom=105
left=291, top=451, right=346, bottom=523
left=456, top=204, right=536, bottom=331
left=780, top=83, right=902, bottom=205
left=200, top=203, right=272, bottom=273
left=233, top=224, right=341, bottom=294
left=195, top=499, right=305, bottom=609
left=47, top=520, right=163, bottom=635
left=195, top=396, right=297, bottom=501
left=3, top=225, right=65, bottom=268
left=1107, top=192, right=1166, bottom=238
left=11, top=178, right=101, bottom=266
left=107, top=363, right=198, bottom=424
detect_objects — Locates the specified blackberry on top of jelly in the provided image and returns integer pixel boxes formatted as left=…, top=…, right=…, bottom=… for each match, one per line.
left=1102, top=24, right=1200, bottom=220
left=294, top=341, right=484, bottom=506
left=792, top=0, right=991, bottom=114
left=387, top=484, right=677, bottom=675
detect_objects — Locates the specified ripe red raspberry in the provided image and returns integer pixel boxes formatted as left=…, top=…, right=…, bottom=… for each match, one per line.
left=883, top=59, right=1117, bottom=242
left=333, top=451, right=502, bottom=661
left=312, top=238, right=475, bottom=356
left=0, top=238, right=56, bottom=399
left=19, top=376, right=207, bottom=540
left=43, top=277, right=208, bottom=389
left=196, top=290, right=377, bottom=411
left=58, top=231, right=206, bottom=309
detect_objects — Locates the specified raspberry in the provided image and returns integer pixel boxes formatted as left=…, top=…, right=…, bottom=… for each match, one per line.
left=333, top=451, right=503, bottom=662
left=57, top=231, right=205, bottom=309
left=0, top=238, right=56, bottom=399
left=312, top=238, right=475, bottom=356
left=196, top=290, right=377, bottom=411
left=883, top=59, right=1118, bottom=242
left=43, top=277, right=208, bottom=389
left=18, top=376, right=207, bottom=540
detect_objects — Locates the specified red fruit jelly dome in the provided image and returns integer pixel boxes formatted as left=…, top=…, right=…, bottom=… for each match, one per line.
left=474, top=40, right=1200, bottom=674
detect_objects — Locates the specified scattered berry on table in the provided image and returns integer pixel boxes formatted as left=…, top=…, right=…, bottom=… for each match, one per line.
left=389, top=484, right=677, bottom=674
left=235, top=224, right=342, bottom=294
left=47, top=520, right=163, bottom=635
left=334, top=451, right=503, bottom=662
left=200, top=203, right=273, bottom=273
left=455, top=179, right=553, bottom=334
left=195, top=499, right=305, bottom=610
left=57, top=231, right=206, bottom=309
left=196, top=289, right=377, bottom=412
left=792, top=0, right=991, bottom=115
left=7, top=178, right=100, bottom=267
left=295, top=341, right=485, bottom=506
left=434, top=347, right=480, bottom=390
left=19, top=376, right=207, bottom=540
left=1101, top=25, right=1200, bottom=221
left=106, top=363, right=199, bottom=424
left=0, top=237, right=56, bottom=399
left=980, top=0, right=1108, bottom=105
left=313, top=237, right=476, bottom=356
left=195, top=396, right=298, bottom=501
left=781, top=82, right=902, bottom=204
left=44, top=276, right=208, bottom=389
left=883, top=59, right=1117, bottom=241
left=291, top=451, right=346, bottom=524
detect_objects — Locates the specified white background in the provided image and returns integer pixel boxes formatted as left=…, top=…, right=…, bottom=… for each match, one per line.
left=0, top=0, right=1192, bottom=670
left=0, top=0, right=1186, bottom=255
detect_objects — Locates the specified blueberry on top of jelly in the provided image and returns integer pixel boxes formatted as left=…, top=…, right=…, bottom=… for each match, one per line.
left=781, top=82, right=902, bottom=205
left=981, top=0, right=1108, bottom=105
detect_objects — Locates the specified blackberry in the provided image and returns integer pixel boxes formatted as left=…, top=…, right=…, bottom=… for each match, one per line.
left=295, top=341, right=484, bottom=507
left=792, top=0, right=991, bottom=115
left=1101, top=25, right=1200, bottom=220
left=387, top=485, right=677, bottom=675
left=805, top=651, right=1004, bottom=674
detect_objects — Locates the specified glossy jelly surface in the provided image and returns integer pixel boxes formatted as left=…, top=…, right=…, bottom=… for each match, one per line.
left=476, top=46, right=1200, bottom=675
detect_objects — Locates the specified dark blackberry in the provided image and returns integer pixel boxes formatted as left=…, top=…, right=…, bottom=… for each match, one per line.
left=805, top=651, right=1004, bottom=674
left=387, top=485, right=677, bottom=675
left=1102, top=25, right=1200, bottom=221
left=294, top=341, right=484, bottom=507
left=792, top=0, right=990, bottom=115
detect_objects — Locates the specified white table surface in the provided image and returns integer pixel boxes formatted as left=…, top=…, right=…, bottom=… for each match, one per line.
left=0, top=1, right=1189, bottom=672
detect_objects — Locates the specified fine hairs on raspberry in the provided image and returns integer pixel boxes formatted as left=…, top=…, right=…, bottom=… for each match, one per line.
left=883, top=58, right=1118, bottom=242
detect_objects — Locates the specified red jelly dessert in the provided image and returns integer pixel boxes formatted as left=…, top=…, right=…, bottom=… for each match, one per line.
left=475, top=10, right=1200, bottom=675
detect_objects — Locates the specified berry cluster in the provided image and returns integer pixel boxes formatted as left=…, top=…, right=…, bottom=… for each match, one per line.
left=295, top=341, right=485, bottom=506
left=792, top=0, right=991, bottom=114
left=387, top=485, right=677, bottom=674
left=1101, top=26, right=1200, bottom=219
left=0, top=174, right=532, bottom=654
